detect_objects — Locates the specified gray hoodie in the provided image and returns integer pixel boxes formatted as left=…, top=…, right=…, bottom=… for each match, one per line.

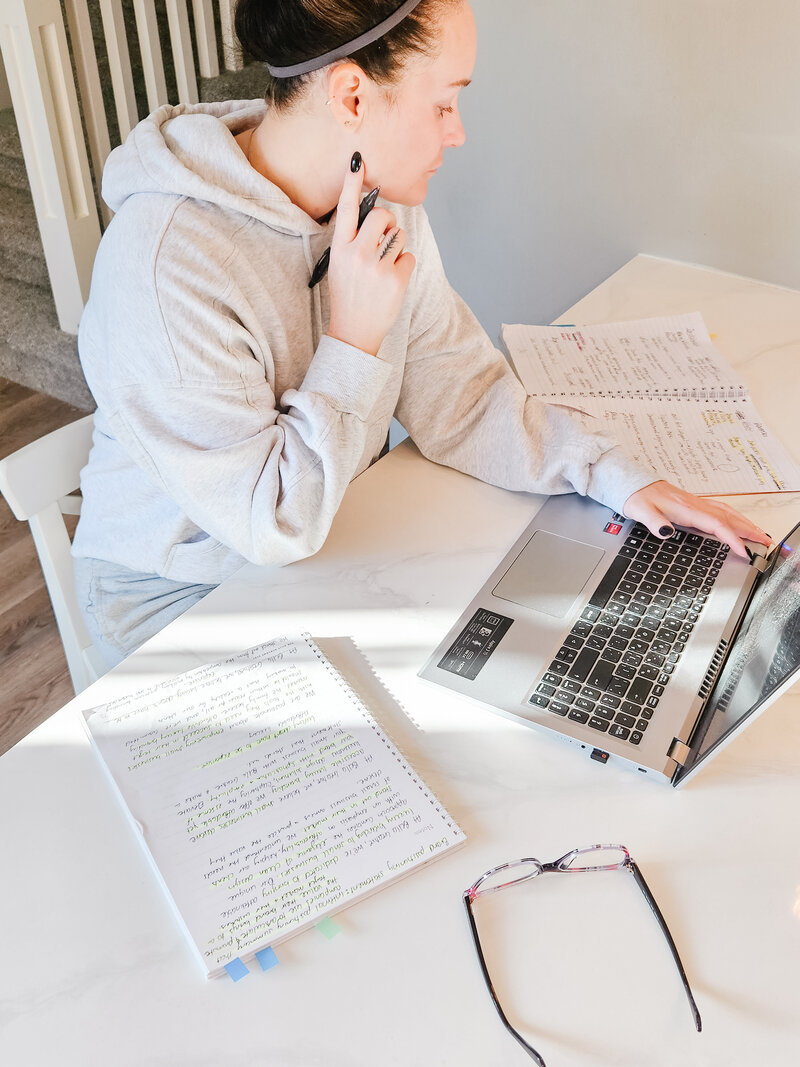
left=73, top=99, right=652, bottom=585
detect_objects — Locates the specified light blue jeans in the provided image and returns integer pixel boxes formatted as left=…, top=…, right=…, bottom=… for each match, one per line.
left=73, top=556, right=217, bottom=667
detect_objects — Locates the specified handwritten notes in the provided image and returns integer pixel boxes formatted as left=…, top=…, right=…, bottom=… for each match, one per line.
left=502, top=313, right=744, bottom=397
left=557, top=395, right=800, bottom=495
left=501, top=313, right=800, bottom=494
left=84, top=636, right=464, bottom=977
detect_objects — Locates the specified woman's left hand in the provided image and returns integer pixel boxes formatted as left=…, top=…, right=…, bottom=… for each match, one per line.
left=623, top=480, right=771, bottom=558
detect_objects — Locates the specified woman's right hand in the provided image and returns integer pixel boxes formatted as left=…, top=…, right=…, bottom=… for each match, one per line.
left=326, top=155, right=416, bottom=356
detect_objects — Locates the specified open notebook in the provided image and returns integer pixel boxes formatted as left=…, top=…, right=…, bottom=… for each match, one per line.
left=502, top=312, right=800, bottom=495
left=82, top=635, right=465, bottom=978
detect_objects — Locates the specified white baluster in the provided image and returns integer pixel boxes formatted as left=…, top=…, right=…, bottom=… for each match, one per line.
left=192, top=0, right=219, bottom=79
left=98, top=0, right=138, bottom=140
left=132, top=0, right=168, bottom=111
left=218, top=0, right=243, bottom=72
left=165, top=0, right=198, bottom=104
left=0, top=0, right=101, bottom=333
left=61, top=0, right=112, bottom=226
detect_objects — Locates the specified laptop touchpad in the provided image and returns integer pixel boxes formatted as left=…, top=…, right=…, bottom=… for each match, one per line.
left=493, top=531, right=604, bottom=618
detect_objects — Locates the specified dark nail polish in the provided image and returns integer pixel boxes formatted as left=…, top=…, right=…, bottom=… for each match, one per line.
left=659, top=524, right=675, bottom=538
left=350, top=151, right=362, bottom=173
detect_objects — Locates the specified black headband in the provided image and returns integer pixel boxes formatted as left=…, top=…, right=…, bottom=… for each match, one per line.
left=266, top=0, right=426, bottom=78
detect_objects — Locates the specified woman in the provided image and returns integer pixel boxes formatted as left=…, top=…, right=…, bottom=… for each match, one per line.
left=72, top=0, right=768, bottom=666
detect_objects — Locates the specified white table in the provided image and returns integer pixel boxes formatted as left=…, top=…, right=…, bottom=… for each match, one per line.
left=3, top=256, right=800, bottom=1066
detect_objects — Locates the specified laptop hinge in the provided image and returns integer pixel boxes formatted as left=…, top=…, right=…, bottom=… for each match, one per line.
left=747, top=551, right=770, bottom=573
left=668, top=738, right=691, bottom=766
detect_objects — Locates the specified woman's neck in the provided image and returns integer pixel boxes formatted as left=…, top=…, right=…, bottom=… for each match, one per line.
left=238, top=110, right=347, bottom=222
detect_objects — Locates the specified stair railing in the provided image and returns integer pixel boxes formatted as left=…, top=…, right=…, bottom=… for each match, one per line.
left=0, top=0, right=243, bottom=334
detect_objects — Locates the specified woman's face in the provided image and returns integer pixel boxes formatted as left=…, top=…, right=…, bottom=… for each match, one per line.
left=361, top=1, right=477, bottom=205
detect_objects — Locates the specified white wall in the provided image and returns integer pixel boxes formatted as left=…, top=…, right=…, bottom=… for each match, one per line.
left=424, top=0, right=800, bottom=337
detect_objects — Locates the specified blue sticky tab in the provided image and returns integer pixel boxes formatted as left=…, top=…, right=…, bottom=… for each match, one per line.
left=224, top=957, right=249, bottom=982
left=255, top=946, right=279, bottom=971
left=316, top=917, right=341, bottom=940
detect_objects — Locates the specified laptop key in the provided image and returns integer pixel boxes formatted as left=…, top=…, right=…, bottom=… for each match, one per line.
left=638, top=707, right=654, bottom=720
left=564, top=634, right=584, bottom=649
left=594, top=704, right=615, bottom=720
left=606, top=677, right=630, bottom=696
left=568, top=709, right=590, bottom=724
left=561, top=678, right=581, bottom=692
left=599, top=693, right=621, bottom=708
left=567, top=647, right=600, bottom=682
left=614, top=712, right=636, bottom=728
left=581, top=605, right=601, bottom=623
left=536, top=683, right=557, bottom=696
left=555, top=647, right=578, bottom=663
left=587, top=658, right=615, bottom=690
left=529, top=694, right=550, bottom=708
left=629, top=731, right=644, bottom=745
left=587, top=554, right=631, bottom=610
left=615, top=663, right=636, bottom=680
left=609, top=723, right=630, bottom=740
left=543, top=672, right=563, bottom=686
left=588, top=717, right=610, bottom=732
left=550, top=700, right=570, bottom=716
left=575, top=697, right=596, bottom=713
left=626, top=677, right=653, bottom=704
left=635, top=719, right=650, bottom=731
left=639, top=664, right=659, bottom=680
left=548, top=659, right=569, bottom=675
left=583, top=686, right=601, bottom=700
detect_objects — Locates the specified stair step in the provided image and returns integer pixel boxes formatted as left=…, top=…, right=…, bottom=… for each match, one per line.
left=0, top=108, right=23, bottom=161
left=0, top=245, right=50, bottom=289
left=0, top=273, right=93, bottom=410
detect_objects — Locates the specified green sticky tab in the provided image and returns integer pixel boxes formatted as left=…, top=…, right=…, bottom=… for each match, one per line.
left=316, top=917, right=341, bottom=940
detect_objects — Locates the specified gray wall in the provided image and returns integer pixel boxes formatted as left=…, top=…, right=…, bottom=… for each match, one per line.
left=424, top=0, right=800, bottom=337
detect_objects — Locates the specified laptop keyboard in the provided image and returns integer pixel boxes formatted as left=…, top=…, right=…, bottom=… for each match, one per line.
left=528, top=524, right=729, bottom=745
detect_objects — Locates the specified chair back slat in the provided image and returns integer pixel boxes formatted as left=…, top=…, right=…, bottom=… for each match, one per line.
left=0, top=414, right=94, bottom=521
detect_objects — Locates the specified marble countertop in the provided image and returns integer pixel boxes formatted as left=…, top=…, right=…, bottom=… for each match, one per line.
left=2, top=256, right=799, bottom=1066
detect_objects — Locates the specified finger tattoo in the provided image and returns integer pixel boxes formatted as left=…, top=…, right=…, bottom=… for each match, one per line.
left=379, top=228, right=400, bottom=261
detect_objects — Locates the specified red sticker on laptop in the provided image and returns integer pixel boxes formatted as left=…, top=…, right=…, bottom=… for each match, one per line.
left=604, top=522, right=623, bottom=535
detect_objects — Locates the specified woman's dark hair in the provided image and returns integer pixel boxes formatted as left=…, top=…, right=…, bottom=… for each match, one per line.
left=235, top=0, right=458, bottom=109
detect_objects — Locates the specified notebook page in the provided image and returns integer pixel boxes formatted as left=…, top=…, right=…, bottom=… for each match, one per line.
left=502, top=313, right=745, bottom=398
left=553, top=394, right=800, bottom=495
left=83, top=636, right=464, bottom=976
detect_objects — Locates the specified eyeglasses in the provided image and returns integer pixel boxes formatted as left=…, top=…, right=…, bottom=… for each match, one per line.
left=463, top=844, right=702, bottom=1066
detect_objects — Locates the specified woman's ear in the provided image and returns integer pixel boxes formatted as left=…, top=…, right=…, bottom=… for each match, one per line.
left=325, top=62, right=369, bottom=130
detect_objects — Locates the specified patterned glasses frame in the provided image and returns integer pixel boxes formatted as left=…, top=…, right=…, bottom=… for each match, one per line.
left=463, top=844, right=702, bottom=1066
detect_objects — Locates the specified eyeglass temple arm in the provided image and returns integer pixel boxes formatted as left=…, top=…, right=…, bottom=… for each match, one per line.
left=463, top=893, right=547, bottom=1066
left=629, top=860, right=702, bottom=1032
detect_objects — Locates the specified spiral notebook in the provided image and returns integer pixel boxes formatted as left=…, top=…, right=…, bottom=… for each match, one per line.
left=502, top=312, right=800, bottom=494
left=82, top=635, right=465, bottom=978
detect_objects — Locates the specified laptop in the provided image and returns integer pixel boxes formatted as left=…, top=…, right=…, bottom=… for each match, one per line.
left=419, top=493, right=800, bottom=786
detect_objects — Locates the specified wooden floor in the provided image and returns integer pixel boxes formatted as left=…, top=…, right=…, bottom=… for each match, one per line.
left=0, top=378, right=88, bottom=756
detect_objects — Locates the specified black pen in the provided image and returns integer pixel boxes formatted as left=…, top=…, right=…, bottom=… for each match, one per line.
left=308, top=186, right=381, bottom=289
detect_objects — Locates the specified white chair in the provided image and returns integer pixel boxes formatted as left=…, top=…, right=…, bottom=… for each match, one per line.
left=0, top=414, right=107, bottom=694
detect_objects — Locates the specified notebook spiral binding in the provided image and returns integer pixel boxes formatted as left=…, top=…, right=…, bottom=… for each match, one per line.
left=545, top=385, right=749, bottom=400
left=302, top=633, right=463, bottom=834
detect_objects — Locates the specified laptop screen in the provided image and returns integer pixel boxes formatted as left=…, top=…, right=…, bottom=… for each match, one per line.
left=681, top=519, right=800, bottom=778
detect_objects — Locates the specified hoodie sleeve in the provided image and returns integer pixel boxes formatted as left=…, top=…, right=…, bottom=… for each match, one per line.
left=395, top=212, right=656, bottom=513
left=90, top=217, right=391, bottom=571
